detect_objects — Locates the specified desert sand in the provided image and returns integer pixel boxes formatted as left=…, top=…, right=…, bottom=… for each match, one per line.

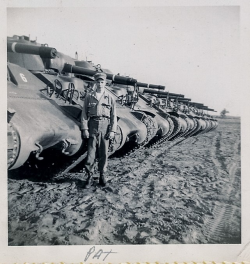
left=8, top=117, right=241, bottom=245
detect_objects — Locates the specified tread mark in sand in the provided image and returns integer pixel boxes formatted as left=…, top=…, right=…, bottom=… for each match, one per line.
left=203, top=131, right=241, bottom=243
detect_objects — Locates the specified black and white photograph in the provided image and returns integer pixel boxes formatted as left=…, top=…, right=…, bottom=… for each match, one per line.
left=2, top=0, right=250, bottom=263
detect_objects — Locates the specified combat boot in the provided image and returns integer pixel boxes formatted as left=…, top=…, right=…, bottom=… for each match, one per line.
left=99, top=172, right=106, bottom=187
left=85, top=171, right=93, bottom=188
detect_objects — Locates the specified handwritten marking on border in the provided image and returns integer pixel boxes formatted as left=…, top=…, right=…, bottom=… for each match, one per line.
left=84, top=246, right=117, bottom=262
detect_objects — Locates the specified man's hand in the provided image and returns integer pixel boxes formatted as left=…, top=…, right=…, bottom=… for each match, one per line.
left=82, top=129, right=89, bottom=139
left=107, top=131, right=115, bottom=140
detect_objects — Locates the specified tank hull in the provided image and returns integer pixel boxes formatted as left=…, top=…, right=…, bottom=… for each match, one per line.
left=8, top=82, right=83, bottom=170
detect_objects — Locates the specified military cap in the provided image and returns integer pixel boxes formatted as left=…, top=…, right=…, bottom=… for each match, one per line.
left=94, top=72, right=107, bottom=81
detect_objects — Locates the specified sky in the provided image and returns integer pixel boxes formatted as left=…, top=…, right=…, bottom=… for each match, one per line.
left=7, top=6, right=240, bottom=116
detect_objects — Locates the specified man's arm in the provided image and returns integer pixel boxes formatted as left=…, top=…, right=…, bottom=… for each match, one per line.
left=109, top=96, right=117, bottom=133
left=81, top=94, right=89, bottom=130
left=81, top=94, right=90, bottom=138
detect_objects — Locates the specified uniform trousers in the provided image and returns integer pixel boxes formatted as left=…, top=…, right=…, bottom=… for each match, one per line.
left=84, top=118, right=110, bottom=174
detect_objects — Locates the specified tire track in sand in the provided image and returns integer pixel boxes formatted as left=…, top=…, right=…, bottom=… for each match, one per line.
left=203, top=131, right=241, bottom=243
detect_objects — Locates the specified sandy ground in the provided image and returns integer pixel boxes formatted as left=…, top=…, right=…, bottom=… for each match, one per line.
left=8, top=117, right=241, bottom=245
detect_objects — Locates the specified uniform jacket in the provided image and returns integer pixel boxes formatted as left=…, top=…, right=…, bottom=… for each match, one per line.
left=81, top=89, right=117, bottom=133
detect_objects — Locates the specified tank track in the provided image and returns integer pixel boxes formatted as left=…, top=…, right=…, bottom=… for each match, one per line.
left=203, top=120, right=214, bottom=134
left=203, top=133, right=240, bottom=243
left=164, top=116, right=175, bottom=139
left=8, top=122, right=21, bottom=169
left=124, top=112, right=217, bottom=158
left=190, top=119, right=203, bottom=137
left=166, top=115, right=181, bottom=141
left=182, top=117, right=191, bottom=135
left=125, top=114, right=186, bottom=158
left=139, top=113, right=178, bottom=150
left=120, top=114, right=158, bottom=157
left=155, top=115, right=190, bottom=149
left=147, top=116, right=175, bottom=149
left=142, top=115, right=183, bottom=151
left=138, top=114, right=158, bottom=148
left=171, top=116, right=193, bottom=140
left=204, top=120, right=214, bottom=133
left=182, top=117, right=195, bottom=138
left=184, top=117, right=198, bottom=138
left=111, top=114, right=215, bottom=162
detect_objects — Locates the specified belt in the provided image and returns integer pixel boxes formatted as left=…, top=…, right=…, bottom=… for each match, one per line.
left=89, top=116, right=110, bottom=121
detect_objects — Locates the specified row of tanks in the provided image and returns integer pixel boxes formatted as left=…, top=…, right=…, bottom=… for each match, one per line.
left=7, top=35, right=218, bottom=171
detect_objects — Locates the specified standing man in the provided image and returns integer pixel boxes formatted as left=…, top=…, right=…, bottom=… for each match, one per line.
left=81, top=72, right=117, bottom=187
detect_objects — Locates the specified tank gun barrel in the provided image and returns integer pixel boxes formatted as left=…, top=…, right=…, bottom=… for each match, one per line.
left=63, top=64, right=137, bottom=86
left=142, top=88, right=184, bottom=98
left=173, top=98, right=191, bottom=102
left=158, top=96, right=191, bottom=102
left=7, top=42, right=57, bottom=58
left=137, top=82, right=165, bottom=90
left=200, top=107, right=216, bottom=112
left=189, top=102, right=204, bottom=107
left=188, top=103, right=216, bottom=112
left=157, top=95, right=191, bottom=101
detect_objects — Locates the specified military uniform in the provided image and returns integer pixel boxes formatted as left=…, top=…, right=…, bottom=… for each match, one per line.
left=81, top=73, right=117, bottom=186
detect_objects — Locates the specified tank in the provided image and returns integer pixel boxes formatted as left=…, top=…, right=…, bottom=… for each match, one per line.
left=7, top=35, right=218, bottom=172
left=63, top=63, right=218, bottom=146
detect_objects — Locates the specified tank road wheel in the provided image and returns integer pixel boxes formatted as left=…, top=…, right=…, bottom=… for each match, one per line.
left=8, top=122, right=21, bottom=169
left=140, top=114, right=158, bottom=147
